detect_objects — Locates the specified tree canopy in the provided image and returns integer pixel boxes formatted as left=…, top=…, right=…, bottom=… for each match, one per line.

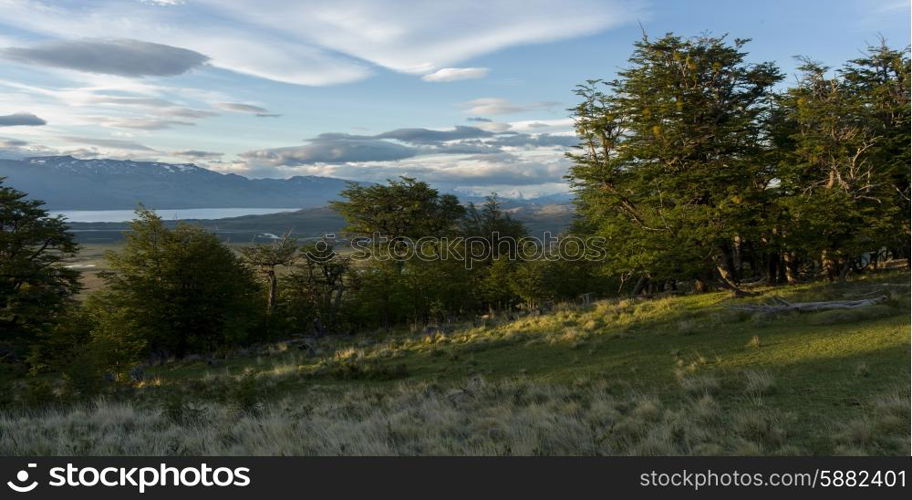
left=0, top=177, right=80, bottom=350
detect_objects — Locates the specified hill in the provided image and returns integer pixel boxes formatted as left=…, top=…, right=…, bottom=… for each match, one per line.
left=1, top=272, right=907, bottom=455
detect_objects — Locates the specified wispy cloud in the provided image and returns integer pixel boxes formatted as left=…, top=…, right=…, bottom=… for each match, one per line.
left=61, top=136, right=156, bottom=151
left=422, top=67, right=489, bottom=82
left=215, top=102, right=281, bottom=117
left=0, top=1, right=642, bottom=84
left=461, top=98, right=562, bottom=115
left=90, top=116, right=195, bottom=130
left=171, top=149, right=223, bottom=159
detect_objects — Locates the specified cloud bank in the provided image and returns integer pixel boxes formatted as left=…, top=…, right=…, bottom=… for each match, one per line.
left=231, top=123, right=578, bottom=194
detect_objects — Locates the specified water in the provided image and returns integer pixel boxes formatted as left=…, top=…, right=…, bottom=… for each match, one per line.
left=50, top=208, right=301, bottom=223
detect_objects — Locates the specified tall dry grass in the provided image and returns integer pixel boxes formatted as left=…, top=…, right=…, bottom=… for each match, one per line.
left=1, top=376, right=904, bottom=456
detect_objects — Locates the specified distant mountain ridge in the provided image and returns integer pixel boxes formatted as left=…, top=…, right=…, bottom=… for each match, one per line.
left=0, top=155, right=575, bottom=211
left=0, top=156, right=355, bottom=210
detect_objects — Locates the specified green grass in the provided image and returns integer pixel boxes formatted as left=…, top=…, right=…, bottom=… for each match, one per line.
left=1, top=271, right=908, bottom=455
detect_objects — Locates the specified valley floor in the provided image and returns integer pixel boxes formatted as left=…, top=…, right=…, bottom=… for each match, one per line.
left=1, top=272, right=909, bottom=455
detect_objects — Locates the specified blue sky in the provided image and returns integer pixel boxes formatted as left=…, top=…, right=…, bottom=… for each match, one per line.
left=0, top=0, right=908, bottom=196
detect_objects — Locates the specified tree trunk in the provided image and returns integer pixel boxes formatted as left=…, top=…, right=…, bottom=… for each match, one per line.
left=821, top=250, right=838, bottom=281
left=782, top=252, right=799, bottom=284
left=766, top=252, right=780, bottom=285
left=732, top=295, right=888, bottom=313
left=266, top=270, right=278, bottom=315
left=732, top=236, right=743, bottom=280
left=715, top=264, right=755, bottom=297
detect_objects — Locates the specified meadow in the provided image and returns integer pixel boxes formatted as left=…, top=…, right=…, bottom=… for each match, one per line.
left=1, top=271, right=907, bottom=456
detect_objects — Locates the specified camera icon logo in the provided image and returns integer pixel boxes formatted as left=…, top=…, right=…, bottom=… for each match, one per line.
left=7, top=463, right=38, bottom=493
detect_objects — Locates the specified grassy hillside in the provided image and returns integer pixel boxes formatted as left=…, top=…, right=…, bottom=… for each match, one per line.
left=1, top=272, right=908, bottom=455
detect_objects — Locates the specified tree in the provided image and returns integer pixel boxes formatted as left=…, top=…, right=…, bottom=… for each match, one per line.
left=569, top=34, right=782, bottom=294
left=461, top=194, right=528, bottom=261
left=841, top=41, right=911, bottom=259
left=508, top=259, right=555, bottom=310
left=240, top=233, right=298, bottom=315
left=461, top=195, right=529, bottom=312
left=280, top=240, right=351, bottom=335
left=773, top=42, right=910, bottom=279
left=98, top=209, right=262, bottom=357
left=331, top=177, right=465, bottom=240
left=0, top=177, right=80, bottom=355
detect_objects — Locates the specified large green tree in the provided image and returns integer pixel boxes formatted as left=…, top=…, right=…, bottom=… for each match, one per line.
left=773, top=42, right=910, bottom=279
left=97, top=209, right=262, bottom=357
left=0, top=178, right=80, bottom=353
left=331, top=177, right=464, bottom=240
left=569, top=34, right=782, bottom=294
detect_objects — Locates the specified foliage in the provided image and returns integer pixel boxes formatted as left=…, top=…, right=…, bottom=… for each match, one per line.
left=330, top=177, right=464, bottom=239
left=279, top=239, right=352, bottom=335
left=0, top=178, right=81, bottom=355
left=569, top=34, right=909, bottom=291
left=772, top=42, right=911, bottom=278
left=97, top=208, right=263, bottom=357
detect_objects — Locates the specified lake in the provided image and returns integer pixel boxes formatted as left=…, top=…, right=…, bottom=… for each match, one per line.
left=51, top=208, right=301, bottom=223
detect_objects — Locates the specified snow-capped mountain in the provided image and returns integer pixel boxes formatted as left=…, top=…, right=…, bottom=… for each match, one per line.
left=0, top=156, right=355, bottom=210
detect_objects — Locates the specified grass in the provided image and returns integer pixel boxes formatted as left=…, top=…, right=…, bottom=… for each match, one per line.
left=1, top=271, right=908, bottom=455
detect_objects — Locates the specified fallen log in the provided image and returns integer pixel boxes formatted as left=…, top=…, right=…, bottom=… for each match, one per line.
left=731, top=295, right=888, bottom=313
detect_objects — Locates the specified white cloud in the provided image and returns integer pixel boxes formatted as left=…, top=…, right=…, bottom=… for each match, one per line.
left=0, top=0, right=643, bottom=84
left=462, top=97, right=561, bottom=115
left=507, top=118, right=574, bottom=132
left=60, top=136, right=156, bottom=151
left=422, top=67, right=489, bottom=82
left=89, top=116, right=195, bottom=130
left=207, top=0, right=644, bottom=74
left=0, top=1, right=370, bottom=86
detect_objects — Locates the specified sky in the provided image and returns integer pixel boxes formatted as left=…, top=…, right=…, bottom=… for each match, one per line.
left=0, top=0, right=908, bottom=197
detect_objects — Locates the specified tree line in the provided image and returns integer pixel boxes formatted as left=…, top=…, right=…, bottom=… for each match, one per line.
left=0, top=33, right=907, bottom=391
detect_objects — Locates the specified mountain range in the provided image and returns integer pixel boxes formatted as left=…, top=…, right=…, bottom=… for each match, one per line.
left=0, top=156, right=354, bottom=210
left=0, top=155, right=574, bottom=210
